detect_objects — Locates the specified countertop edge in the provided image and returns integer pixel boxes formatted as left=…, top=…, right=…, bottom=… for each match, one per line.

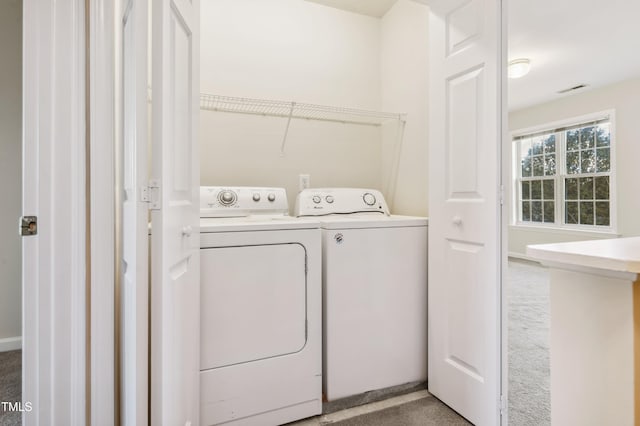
left=526, top=237, right=640, bottom=275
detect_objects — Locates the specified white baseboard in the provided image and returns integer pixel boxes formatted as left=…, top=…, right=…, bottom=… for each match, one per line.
left=0, top=336, right=22, bottom=352
left=508, top=252, right=542, bottom=264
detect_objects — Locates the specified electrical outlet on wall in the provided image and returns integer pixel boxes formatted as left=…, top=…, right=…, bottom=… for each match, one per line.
left=299, top=174, right=310, bottom=192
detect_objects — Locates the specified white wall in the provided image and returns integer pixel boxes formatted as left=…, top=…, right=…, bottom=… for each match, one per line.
left=199, top=0, right=430, bottom=215
left=380, top=0, right=429, bottom=216
left=200, top=0, right=383, bottom=205
left=508, top=77, right=640, bottom=257
left=0, top=0, right=22, bottom=348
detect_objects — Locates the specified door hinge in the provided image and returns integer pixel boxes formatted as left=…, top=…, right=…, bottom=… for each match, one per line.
left=499, top=185, right=505, bottom=206
left=19, top=216, right=37, bottom=236
left=499, top=394, right=507, bottom=416
left=140, top=179, right=160, bottom=210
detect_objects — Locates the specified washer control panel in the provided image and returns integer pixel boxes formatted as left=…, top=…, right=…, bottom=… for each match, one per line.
left=295, top=188, right=389, bottom=216
left=200, top=186, right=289, bottom=217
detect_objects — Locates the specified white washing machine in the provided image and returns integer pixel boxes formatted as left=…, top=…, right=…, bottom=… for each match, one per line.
left=199, top=186, right=322, bottom=426
left=295, top=188, right=428, bottom=402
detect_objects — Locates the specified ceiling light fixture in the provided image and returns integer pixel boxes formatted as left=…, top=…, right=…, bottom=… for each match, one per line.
left=508, top=58, right=531, bottom=79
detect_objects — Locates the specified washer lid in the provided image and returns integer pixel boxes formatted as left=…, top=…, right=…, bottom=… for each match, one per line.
left=200, top=216, right=320, bottom=232
left=318, top=214, right=428, bottom=229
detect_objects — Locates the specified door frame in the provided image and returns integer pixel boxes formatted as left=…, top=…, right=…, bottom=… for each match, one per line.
left=88, top=0, right=117, bottom=423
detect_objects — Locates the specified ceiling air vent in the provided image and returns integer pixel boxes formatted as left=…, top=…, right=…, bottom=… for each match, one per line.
left=557, top=84, right=588, bottom=94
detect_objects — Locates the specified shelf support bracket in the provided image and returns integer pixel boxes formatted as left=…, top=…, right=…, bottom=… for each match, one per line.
left=280, top=101, right=295, bottom=156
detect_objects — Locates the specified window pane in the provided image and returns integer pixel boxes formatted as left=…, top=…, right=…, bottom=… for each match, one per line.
left=580, top=201, right=594, bottom=225
left=532, top=139, right=543, bottom=155
left=581, top=149, right=596, bottom=173
left=544, top=154, right=556, bottom=175
left=566, top=130, right=579, bottom=151
left=543, top=179, right=554, bottom=200
left=532, top=201, right=543, bottom=222
left=522, top=201, right=531, bottom=221
left=579, top=177, right=594, bottom=199
left=565, top=201, right=579, bottom=224
left=596, top=147, right=610, bottom=172
left=580, top=126, right=595, bottom=149
left=595, top=176, right=609, bottom=200
left=596, top=124, right=610, bottom=147
left=520, top=139, right=532, bottom=177
left=521, top=157, right=532, bottom=177
left=543, top=135, right=556, bottom=153
left=521, top=181, right=531, bottom=200
left=533, top=156, right=544, bottom=176
left=543, top=201, right=555, bottom=223
left=595, top=202, right=610, bottom=226
left=566, top=151, right=580, bottom=174
left=565, top=178, right=578, bottom=200
left=531, top=180, right=542, bottom=200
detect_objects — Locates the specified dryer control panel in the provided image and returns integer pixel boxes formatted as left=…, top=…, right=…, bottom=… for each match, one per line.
left=295, top=188, right=389, bottom=216
left=200, top=186, right=289, bottom=217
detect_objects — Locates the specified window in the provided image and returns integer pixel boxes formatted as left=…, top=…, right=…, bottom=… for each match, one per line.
left=513, top=113, right=614, bottom=230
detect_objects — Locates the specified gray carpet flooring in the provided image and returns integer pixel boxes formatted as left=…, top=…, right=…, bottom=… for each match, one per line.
left=507, top=259, right=551, bottom=425
left=0, top=350, right=21, bottom=426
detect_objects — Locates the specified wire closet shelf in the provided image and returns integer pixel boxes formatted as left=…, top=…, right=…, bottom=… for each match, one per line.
left=200, top=94, right=406, bottom=126
left=199, top=93, right=407, bottom=209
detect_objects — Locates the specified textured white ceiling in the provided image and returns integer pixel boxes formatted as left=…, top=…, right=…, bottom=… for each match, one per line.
left=508, top=0, right=640, bottom=111
left=303, top=0, right=398, bottom=18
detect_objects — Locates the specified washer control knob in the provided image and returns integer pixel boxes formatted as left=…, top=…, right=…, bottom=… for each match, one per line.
left=326, top=195, right=334, bottom=204
left=218, top=190, right=237, bottom=206
left=252, top=193, right=261, bottom=202
left=363, top=192, right=376, bottom=206
left=267, top=193, right=276, bottom=202
left=312, top=195, right=322, bottom=204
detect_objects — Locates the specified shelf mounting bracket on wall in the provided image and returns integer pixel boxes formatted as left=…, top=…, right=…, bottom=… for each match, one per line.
left=280, top=101, right=295, bottom=157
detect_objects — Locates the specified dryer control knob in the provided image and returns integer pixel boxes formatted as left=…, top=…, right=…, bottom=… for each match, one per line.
left=326, top=195, right=334, bottom=204
left=252, top=193, right=261, bottom=202
left=312, top=195, right=322, bottom=204
left=267, top=193, right=276, bottom=202
left=218, top=190, right=237, bottom=206
left=363, top=192, right=376, bottom=206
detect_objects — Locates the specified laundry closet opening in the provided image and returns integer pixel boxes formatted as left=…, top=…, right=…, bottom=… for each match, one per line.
left=199, top=0, right=429, bottom=217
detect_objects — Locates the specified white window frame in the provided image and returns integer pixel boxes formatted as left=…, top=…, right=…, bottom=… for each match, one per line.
left=511, top=110, right=617, bottom=234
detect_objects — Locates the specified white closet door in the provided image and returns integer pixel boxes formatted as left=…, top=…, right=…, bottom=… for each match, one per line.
left=150, top=0, right=201, bottom=424
left=121, top=0, right=149, bottom=424
left=427, top=0, right=504, bottom=424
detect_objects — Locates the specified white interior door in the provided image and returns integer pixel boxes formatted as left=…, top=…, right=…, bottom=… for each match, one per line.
left=150, top=0, right=201, bottom=424
left=427, top=0, right=504, bottom=424
left=121, top=0, right=150, bottom=424
left=22, top=0, right=87, bottom=424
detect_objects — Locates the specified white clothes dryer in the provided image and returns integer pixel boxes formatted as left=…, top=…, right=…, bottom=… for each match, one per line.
left=295, top=188, right=428, bottom=402
left=199, top=187, right=322, bottom=425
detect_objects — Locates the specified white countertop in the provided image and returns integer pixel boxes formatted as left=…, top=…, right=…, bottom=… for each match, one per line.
left=527, top=237, right=640, bottom=274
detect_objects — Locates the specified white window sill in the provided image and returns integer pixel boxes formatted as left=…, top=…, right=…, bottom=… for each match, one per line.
left=509, top=223, right=621, bottom=238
